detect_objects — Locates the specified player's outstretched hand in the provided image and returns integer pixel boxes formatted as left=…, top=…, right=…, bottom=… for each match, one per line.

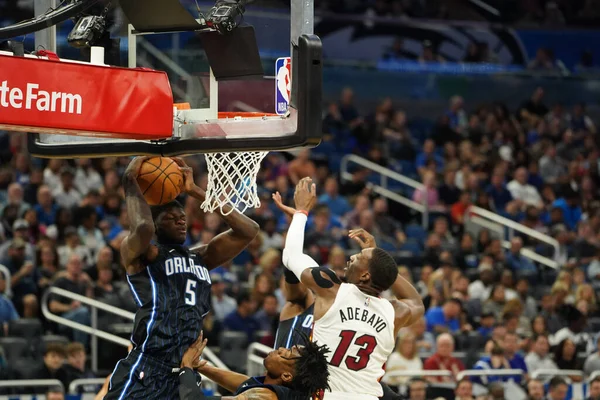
left=349, top=228, right=377, bottom=249
left=173, top=157, right=198, bottom=194
left=272, top=191, right=296, bottom=218
left=293, top=177, right=317, bottom=213
left=124, top=156, right=149, bottom=179
left=181, top=330, right=208, bottom=369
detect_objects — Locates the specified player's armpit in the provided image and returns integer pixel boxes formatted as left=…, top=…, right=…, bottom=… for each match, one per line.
left=120, top=236, right=158, bottom=275
left=283, top=269, right=313, bottom=307
left=300, top=267, right=341, bottom=299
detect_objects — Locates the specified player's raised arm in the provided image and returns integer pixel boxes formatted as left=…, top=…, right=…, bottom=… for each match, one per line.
left=175, top=159, right=260, bottom=270
left=388, top=271, right=425, bottom=333
left=272, top=191, right=313, bottom=310
left=121, top=157, right=156, bottom=273
left=350, top=228, right=425, bottom=334
left=282, top=178, right=340, bottom=300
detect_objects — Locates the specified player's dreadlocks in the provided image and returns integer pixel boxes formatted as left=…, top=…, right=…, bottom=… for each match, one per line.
left=289, top=331, right=331, bottom=396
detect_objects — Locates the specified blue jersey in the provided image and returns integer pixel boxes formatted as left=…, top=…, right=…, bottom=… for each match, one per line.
left=127, top=244, right=212, bottom=366
left=236, top=376, right=306, bottom=400
left=274, top=303, right=314, bottom=349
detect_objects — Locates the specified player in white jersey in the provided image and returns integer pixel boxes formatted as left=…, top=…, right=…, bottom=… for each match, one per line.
left=282, top=178, right=425, bottom=400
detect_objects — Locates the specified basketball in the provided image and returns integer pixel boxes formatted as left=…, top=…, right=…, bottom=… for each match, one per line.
left=136, top=157, right=183, bottom=206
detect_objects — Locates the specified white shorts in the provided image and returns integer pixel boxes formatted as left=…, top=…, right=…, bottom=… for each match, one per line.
left=322, top=391, right=378, bottom=400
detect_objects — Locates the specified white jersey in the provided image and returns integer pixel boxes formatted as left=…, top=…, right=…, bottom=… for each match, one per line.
left=313, top=283, right=395, bottom=400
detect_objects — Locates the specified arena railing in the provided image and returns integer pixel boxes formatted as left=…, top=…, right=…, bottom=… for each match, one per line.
left=42, top=287, right=228, bottom=374
left=0, top=263, right=12, bottom=298
left=383, top=370, right=453, bottom=380
left=68, top=376, right=221, bottom=396
left=0, top=379, right=63, bottom=392
left=340, top=154, right=429, bottom=228
left=247, top=342, right=273, bottom=378
left=68, top=378, right=106, bottom=394
left=465, top=206, right=560, bottom=269
left=531, top=369, right=584, bottom=381
left=456, top=369, right=524, bottom=381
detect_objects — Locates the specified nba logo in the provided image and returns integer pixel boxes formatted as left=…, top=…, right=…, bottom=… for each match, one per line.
left=275, top=57, right=291, bottom=115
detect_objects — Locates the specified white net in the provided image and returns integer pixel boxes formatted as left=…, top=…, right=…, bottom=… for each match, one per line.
left=202, top=151, right=269, bottom=215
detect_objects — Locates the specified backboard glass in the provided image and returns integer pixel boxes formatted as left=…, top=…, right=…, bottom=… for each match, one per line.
left=8, top=0, right=322, bottom=158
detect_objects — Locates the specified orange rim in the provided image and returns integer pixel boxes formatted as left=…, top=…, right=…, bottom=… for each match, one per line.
left=218, top=111, right=280, bottom=119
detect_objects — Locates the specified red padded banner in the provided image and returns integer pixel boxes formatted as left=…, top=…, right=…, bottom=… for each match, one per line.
left=0, top=55, right=173, bottom=140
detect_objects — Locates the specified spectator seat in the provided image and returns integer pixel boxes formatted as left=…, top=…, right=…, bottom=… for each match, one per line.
left=8, top=318, right=43, bottom=342
left=404, top=224, right=427, bottom=245
left=0, top=337, right=30, bottom=362
left=219, top=331, right=248, bottom=372
left=399, top=240, right=422, bottom=256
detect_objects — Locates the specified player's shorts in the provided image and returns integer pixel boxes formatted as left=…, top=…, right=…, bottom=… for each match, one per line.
left=104, top=349, right=189, bottom=400
left=322, top=392, right=378, bottom=400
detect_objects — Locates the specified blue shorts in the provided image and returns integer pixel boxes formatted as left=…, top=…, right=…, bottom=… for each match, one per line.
left=104, top=349, right=185, bottom=400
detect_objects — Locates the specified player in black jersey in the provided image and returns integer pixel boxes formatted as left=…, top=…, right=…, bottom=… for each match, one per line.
left=105, top=157, right=259, bottom=400
left=271, top=193, right=403, bottom=400
left=178, top=331, right=330, bottom=400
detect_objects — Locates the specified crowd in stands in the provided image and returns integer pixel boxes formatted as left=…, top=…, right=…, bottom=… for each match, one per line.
left=0, top=82, right=599, bottom=399
left=315, top=0, right=600, bottom=27
left=3, top=0, right=600, bottom=31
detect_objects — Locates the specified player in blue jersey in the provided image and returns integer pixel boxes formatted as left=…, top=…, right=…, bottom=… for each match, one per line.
left=271, top=192, right=403, bottom=400
left=105, top=157, right=259, bottom=400
left=178, top=331, right=331, bottom=399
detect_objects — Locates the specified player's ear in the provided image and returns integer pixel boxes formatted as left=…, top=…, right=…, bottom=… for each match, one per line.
left=281, top=371, right=293, bottom=384
left=360, top=270, right=371, bottom=284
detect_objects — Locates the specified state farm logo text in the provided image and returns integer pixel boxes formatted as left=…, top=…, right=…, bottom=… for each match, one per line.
left=0, top=81, right=82, bottom=115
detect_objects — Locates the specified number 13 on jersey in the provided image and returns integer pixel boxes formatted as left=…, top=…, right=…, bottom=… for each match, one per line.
left=330, top=330, right=378, bottom=371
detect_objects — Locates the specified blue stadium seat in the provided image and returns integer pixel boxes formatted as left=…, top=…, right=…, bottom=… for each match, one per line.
left=395, top=254, right=421, bottom=268
left=328, top=153, right=344, bottom=173
left=399, top=240, right=422, bottom=256
left=311, top=139, right=336, bottom=159
left=404, top=224, right=427, bottom=244
left=378, top=238, right=399, bottom=252
left=398, top=160, right=417, bottom=177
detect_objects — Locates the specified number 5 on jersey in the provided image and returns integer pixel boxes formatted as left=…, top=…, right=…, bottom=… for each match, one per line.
left=185, top=279, right=197, bottom=306
left=330, top=330, right=377, bottom=371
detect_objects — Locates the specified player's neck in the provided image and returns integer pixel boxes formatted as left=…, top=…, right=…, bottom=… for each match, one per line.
left=356, top=283, right=379, bottom=297
left=262, top=375, right=282, bottom=387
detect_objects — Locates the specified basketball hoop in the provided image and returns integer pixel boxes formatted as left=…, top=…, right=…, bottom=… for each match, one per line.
left=200, top=112, right=275, bottom=215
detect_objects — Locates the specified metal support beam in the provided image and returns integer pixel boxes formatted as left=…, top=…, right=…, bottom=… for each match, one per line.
left=128, top=24, right=136, bottom=68
left=291, top=0, right=314, bottom=44
left=290, top=0, right=314, bottom=109
left=34, top=0, right=57, bottom=52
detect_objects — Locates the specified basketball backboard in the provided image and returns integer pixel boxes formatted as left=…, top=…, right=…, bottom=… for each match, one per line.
left=0, top=0, right=322, bottom=158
